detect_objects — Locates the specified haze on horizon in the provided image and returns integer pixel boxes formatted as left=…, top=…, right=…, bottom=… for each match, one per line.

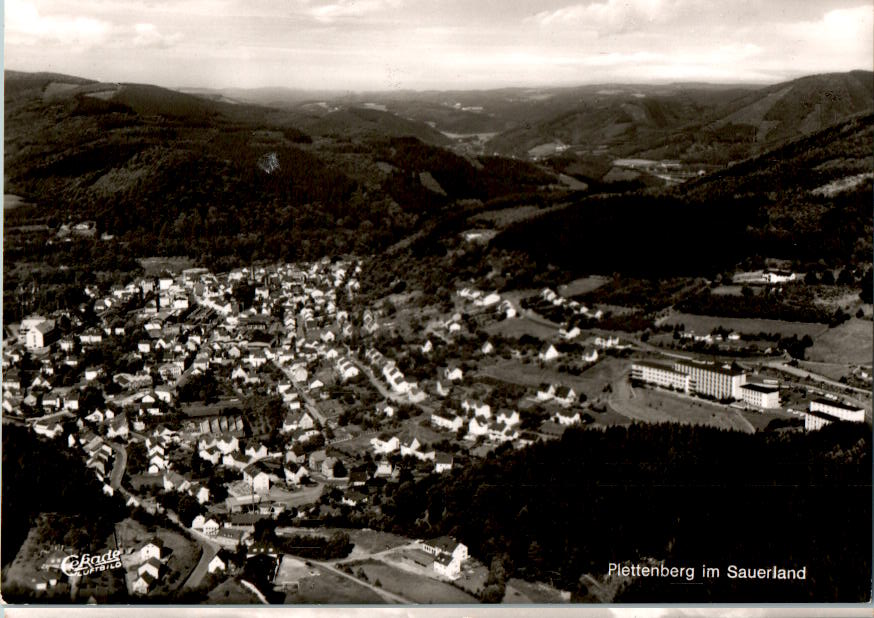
left=4, top=0, right=873, bottom=92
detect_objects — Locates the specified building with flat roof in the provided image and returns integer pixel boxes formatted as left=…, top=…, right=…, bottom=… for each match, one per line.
left=630, top=361, right=692, bottom=393
left=673, top=359, right=746, bottom=400
left=804, top=398, right=866, bottom=430
left=739, top=383, right=780, bottom=409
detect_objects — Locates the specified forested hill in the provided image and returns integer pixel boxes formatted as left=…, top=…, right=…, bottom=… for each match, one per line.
left=493, top=113, right=873, bottom=279
left=384, top=422, right=871, bottom=602
left=3, top=71, right=557, bottom=270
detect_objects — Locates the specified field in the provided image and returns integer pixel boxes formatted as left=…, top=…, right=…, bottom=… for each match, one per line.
left=609, top=380, right=755, bottom=433
left=504, top=577, right=571, bottom=603
left=478, top=356, right=629, bottom=402
left=284, top=564, right=385, bottom=603
left=138, top=256, right=196, bottom=276
left=807, top=318, right=873, bottom=365
left=558, top=276, right=610, bottom=297
left=485, top=316, right=559, bottom=340
left=206, top=578, right=262, bottom=603
left=663, top=312, right=828, bottom=338
left=351, top=560, right=478, bottom=603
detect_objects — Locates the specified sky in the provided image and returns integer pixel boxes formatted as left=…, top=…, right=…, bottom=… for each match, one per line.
left=4, top=0, right=873, bottom=91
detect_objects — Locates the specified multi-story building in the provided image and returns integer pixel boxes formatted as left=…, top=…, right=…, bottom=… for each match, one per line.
left=739, top=383, right=780, bottom=409
left=673, top=359, right=746, bottom=400
left=804, top=398, right=867, bottom=431
left=630, top=361, right=692, bottom=393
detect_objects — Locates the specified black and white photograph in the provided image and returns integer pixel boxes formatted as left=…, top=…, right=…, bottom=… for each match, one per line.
left=2, top=0, right=873, bottom=607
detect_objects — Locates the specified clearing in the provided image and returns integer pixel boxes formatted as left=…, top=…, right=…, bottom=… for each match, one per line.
left=807, top=318, right=873, bottom=365
left=348, top=560, right=478, bottom=603
left=284, top=564, right=385, bottom=603
left=609, top=380, right=754, bottom=433
left=558, top=276, right=610, bottom=297
left=663, top=312, right=828, bottom=338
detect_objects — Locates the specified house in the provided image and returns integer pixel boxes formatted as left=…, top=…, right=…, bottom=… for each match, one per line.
left=421, top=537, right=469, bottom=580
left=462, top=400, right=491, bottom=419
left=138, top=557, right=161, bottom=581
left=595, top=335, right=620, bottom=349
left=496, top=410, right=520, bottom=427
left=560, top=326, right=581, bottom=340
left=435, top=452, right=454, bottom=473
left=374, top=460, right=394, bottom=477
left=34, top=420, right=64, bottom=440
left=25, top=320, right=56, bottom=349
left=106, top=413, right=129, bottom=439
left=555, top=409, right=581, bottom=426
left=481, top=341, right=494, bottom=355
left=245, top=441, right=268, bottom=461
left=243, top=463, right=272, bottom=494
left=538, top=343, right=560, bottom=362
left=284, top=463, right=309, bottom=486
left=202, top=518, right=221, bottom=536
left=132, top=571, right=156, bottom=595
left=444, top=366, right=464, bottom=382
left=370, top=434, right=400, bottom=454
left=139, top=538, right=163, bottom=562
left=207, top=552, right=227, bottom=574
left=581, top=347, right=599, bottom=363
left=467, top=417, right=489, bottom=438
left=431, top=413, right=464, bottom=432
left=554, top=385, right=577, bottom=407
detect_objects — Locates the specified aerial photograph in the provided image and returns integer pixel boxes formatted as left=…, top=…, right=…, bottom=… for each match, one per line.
left=2, top=0, right=872, bottom=608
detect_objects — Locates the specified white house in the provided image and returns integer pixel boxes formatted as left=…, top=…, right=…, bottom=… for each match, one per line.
left=539, top=344, right=560, bottom=362
left=207, top=553, right=227, bottom=574
left=139, top=539, right=163, bottom=563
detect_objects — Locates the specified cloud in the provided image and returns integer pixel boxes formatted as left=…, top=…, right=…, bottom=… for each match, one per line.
left=308, top=0, right=403, bottom=23
left=132, top=22, right=183, bottom=48
left=6, top=0, right=111, bottom=46
left=533, top=0, right=680, bottom=33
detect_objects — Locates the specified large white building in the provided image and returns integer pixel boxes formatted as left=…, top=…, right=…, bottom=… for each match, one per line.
left=631, top=359, right=747, bottom=401
left=673, top=359, right=746, bottom=400
left=804, top=398, right=867, bottom=431
left=630, top=361, right=692, bottom=393
left=739, top=383, right=780, bottom=409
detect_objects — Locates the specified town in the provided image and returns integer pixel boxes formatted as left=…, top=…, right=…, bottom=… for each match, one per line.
left=3, top=253, right=870, bottom=603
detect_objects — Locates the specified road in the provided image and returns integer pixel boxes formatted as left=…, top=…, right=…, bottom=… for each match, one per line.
left=765, top=361, right=872, bottom=397
left=271, top=360, right=327, bottom=425
left=108, top=441, right=128, bottom=490
left=182, top=528, right=221, bottom=589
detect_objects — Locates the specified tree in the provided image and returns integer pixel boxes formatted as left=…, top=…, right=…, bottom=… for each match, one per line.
left=333, top=459, right=348, bottom=478
left=837, top=268, right=855, bottom=286
left=820, top=270, right=835, bottom=285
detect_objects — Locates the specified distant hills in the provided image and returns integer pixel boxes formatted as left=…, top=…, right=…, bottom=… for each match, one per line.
left=3, top=68, right=871, bottom=285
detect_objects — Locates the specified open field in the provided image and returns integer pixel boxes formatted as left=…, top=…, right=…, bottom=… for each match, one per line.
left=663, top=312, right=828, bottom=338
left=478, top=356, right=629, bottom=402
left=139, top=256, right=196, bottom=275
left=504, top=577, right=571, bottom=603
left=285, top=564, right=385, bottom=603
left=207, top=578, right=262, bottom=603
left=485, top=316, right=558, bottom=340
left=736, top=407, right=799, bottom=432
left=807, top=318, right=873, bottom=365
left=351, top=560, right=478, bottom=603
left=609, top=381, right=754, bottom=433
left=558, top=276, right=610, bottom=297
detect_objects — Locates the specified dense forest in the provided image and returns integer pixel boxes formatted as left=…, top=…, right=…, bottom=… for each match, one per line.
left=376, top=422, right=871, bottom=602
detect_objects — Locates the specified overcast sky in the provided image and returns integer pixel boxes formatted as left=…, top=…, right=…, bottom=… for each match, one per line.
left=4, top=0, right=873, bottom=91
